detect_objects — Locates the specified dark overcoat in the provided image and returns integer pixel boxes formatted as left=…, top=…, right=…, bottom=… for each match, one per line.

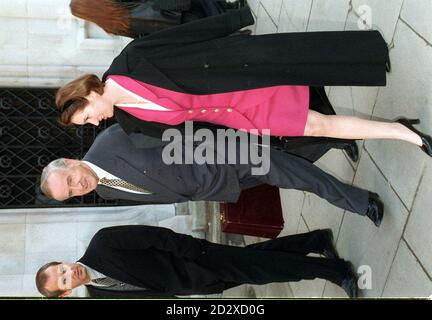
left=102, top=7, right=388, bottom=160
left=103, top=6, right=390, bottom=92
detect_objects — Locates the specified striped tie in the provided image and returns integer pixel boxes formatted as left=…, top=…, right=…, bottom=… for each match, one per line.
left=92, top=277, right=117, bottom=287
left=99, top=177, right=152, bottom=194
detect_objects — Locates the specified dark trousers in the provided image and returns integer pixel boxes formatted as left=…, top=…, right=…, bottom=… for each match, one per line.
left=196, top=230, right=349, bottom=287
left=238, top=147, right=369, bottom=214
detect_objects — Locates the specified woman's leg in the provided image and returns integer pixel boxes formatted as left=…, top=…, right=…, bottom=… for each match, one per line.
left=304, top=110, right=423, bottom=146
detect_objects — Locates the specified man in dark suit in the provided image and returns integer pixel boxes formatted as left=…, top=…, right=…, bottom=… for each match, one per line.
left=35, top=225, right=359, bottom=298
left=40, top=124, right=383, bottom=226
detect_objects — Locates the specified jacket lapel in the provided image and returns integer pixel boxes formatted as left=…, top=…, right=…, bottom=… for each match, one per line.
left=79, top=255, right=160, bottom=294
left=95, top=185, right=156, bottom=202
left=110, top=155, right=186, bottom=201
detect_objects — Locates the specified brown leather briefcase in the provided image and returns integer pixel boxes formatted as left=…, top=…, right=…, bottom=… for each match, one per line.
left=220, top=184, right=284, bottom=239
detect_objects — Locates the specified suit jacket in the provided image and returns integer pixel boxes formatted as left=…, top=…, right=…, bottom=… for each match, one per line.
left=83, top=123, right=243, bottom=203
left=78, top=225, right=233, bottom=297
left=103, top=7, right=389, bottom=93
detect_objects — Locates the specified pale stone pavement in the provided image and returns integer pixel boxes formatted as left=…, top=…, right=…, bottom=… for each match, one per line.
left=218, top=0, right=432, bottom=299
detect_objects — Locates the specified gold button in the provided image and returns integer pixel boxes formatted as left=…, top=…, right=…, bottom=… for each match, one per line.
left=227, top=108, right=233, bottom=112
left=188, top=110, right=193, bottom=114
left=201, top=109, right=207, bottom=113
left=214, top=109, right=219, bottom=113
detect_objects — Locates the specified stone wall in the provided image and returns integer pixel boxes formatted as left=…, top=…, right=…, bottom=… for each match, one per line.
left=0, top=0, right=131, bottom=88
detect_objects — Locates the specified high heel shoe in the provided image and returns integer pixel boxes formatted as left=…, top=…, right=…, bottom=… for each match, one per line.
left=396, top=118, right=432, bottom=157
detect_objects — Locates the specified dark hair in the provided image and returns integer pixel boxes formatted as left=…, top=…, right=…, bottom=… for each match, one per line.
left=55, top=74, right=104, bottom=126
left=70, top=0, right=134, bottom=36
left=35, top=261, right=64, bottom=298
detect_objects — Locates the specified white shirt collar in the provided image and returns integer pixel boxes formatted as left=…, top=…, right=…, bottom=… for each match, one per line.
left=82, top=161, right=149, bottom=195
left=82, top=160, right=111, bottom=180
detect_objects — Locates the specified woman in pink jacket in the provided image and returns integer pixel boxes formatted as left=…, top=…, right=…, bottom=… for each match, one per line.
left=56, top=73, right=432, bottom=158
left=55, top=8, right=431, bottom=157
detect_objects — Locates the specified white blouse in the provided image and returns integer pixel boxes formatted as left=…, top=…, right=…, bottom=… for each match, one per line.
left=107, top=78, right=172, bottom=111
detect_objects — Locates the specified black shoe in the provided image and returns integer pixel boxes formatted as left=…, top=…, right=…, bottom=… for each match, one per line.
left=396, top=118, right=432, bottom=157
left=366, top=192, right=384, bottom=227
left=340, top=261, right=359, bottom=298
left=343, top=141, right=359, bottom=162
left=319, top=229, right=339, bottom=259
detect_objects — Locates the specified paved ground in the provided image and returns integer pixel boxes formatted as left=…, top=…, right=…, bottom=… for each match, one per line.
left=220, top=0, right=432, bottom=299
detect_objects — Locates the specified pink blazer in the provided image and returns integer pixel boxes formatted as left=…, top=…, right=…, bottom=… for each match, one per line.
left=108, top=75, right=309, bottom=136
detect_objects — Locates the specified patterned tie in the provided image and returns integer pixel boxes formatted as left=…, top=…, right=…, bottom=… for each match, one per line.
left=99, top=177, right=152, bottom=194
left=92, top=277, right=147, bottom=291
left=92, top=277, right=117, bottom=287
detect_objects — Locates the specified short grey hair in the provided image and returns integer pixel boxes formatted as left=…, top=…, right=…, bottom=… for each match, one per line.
left=40, top=158, right=70, bottom=198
